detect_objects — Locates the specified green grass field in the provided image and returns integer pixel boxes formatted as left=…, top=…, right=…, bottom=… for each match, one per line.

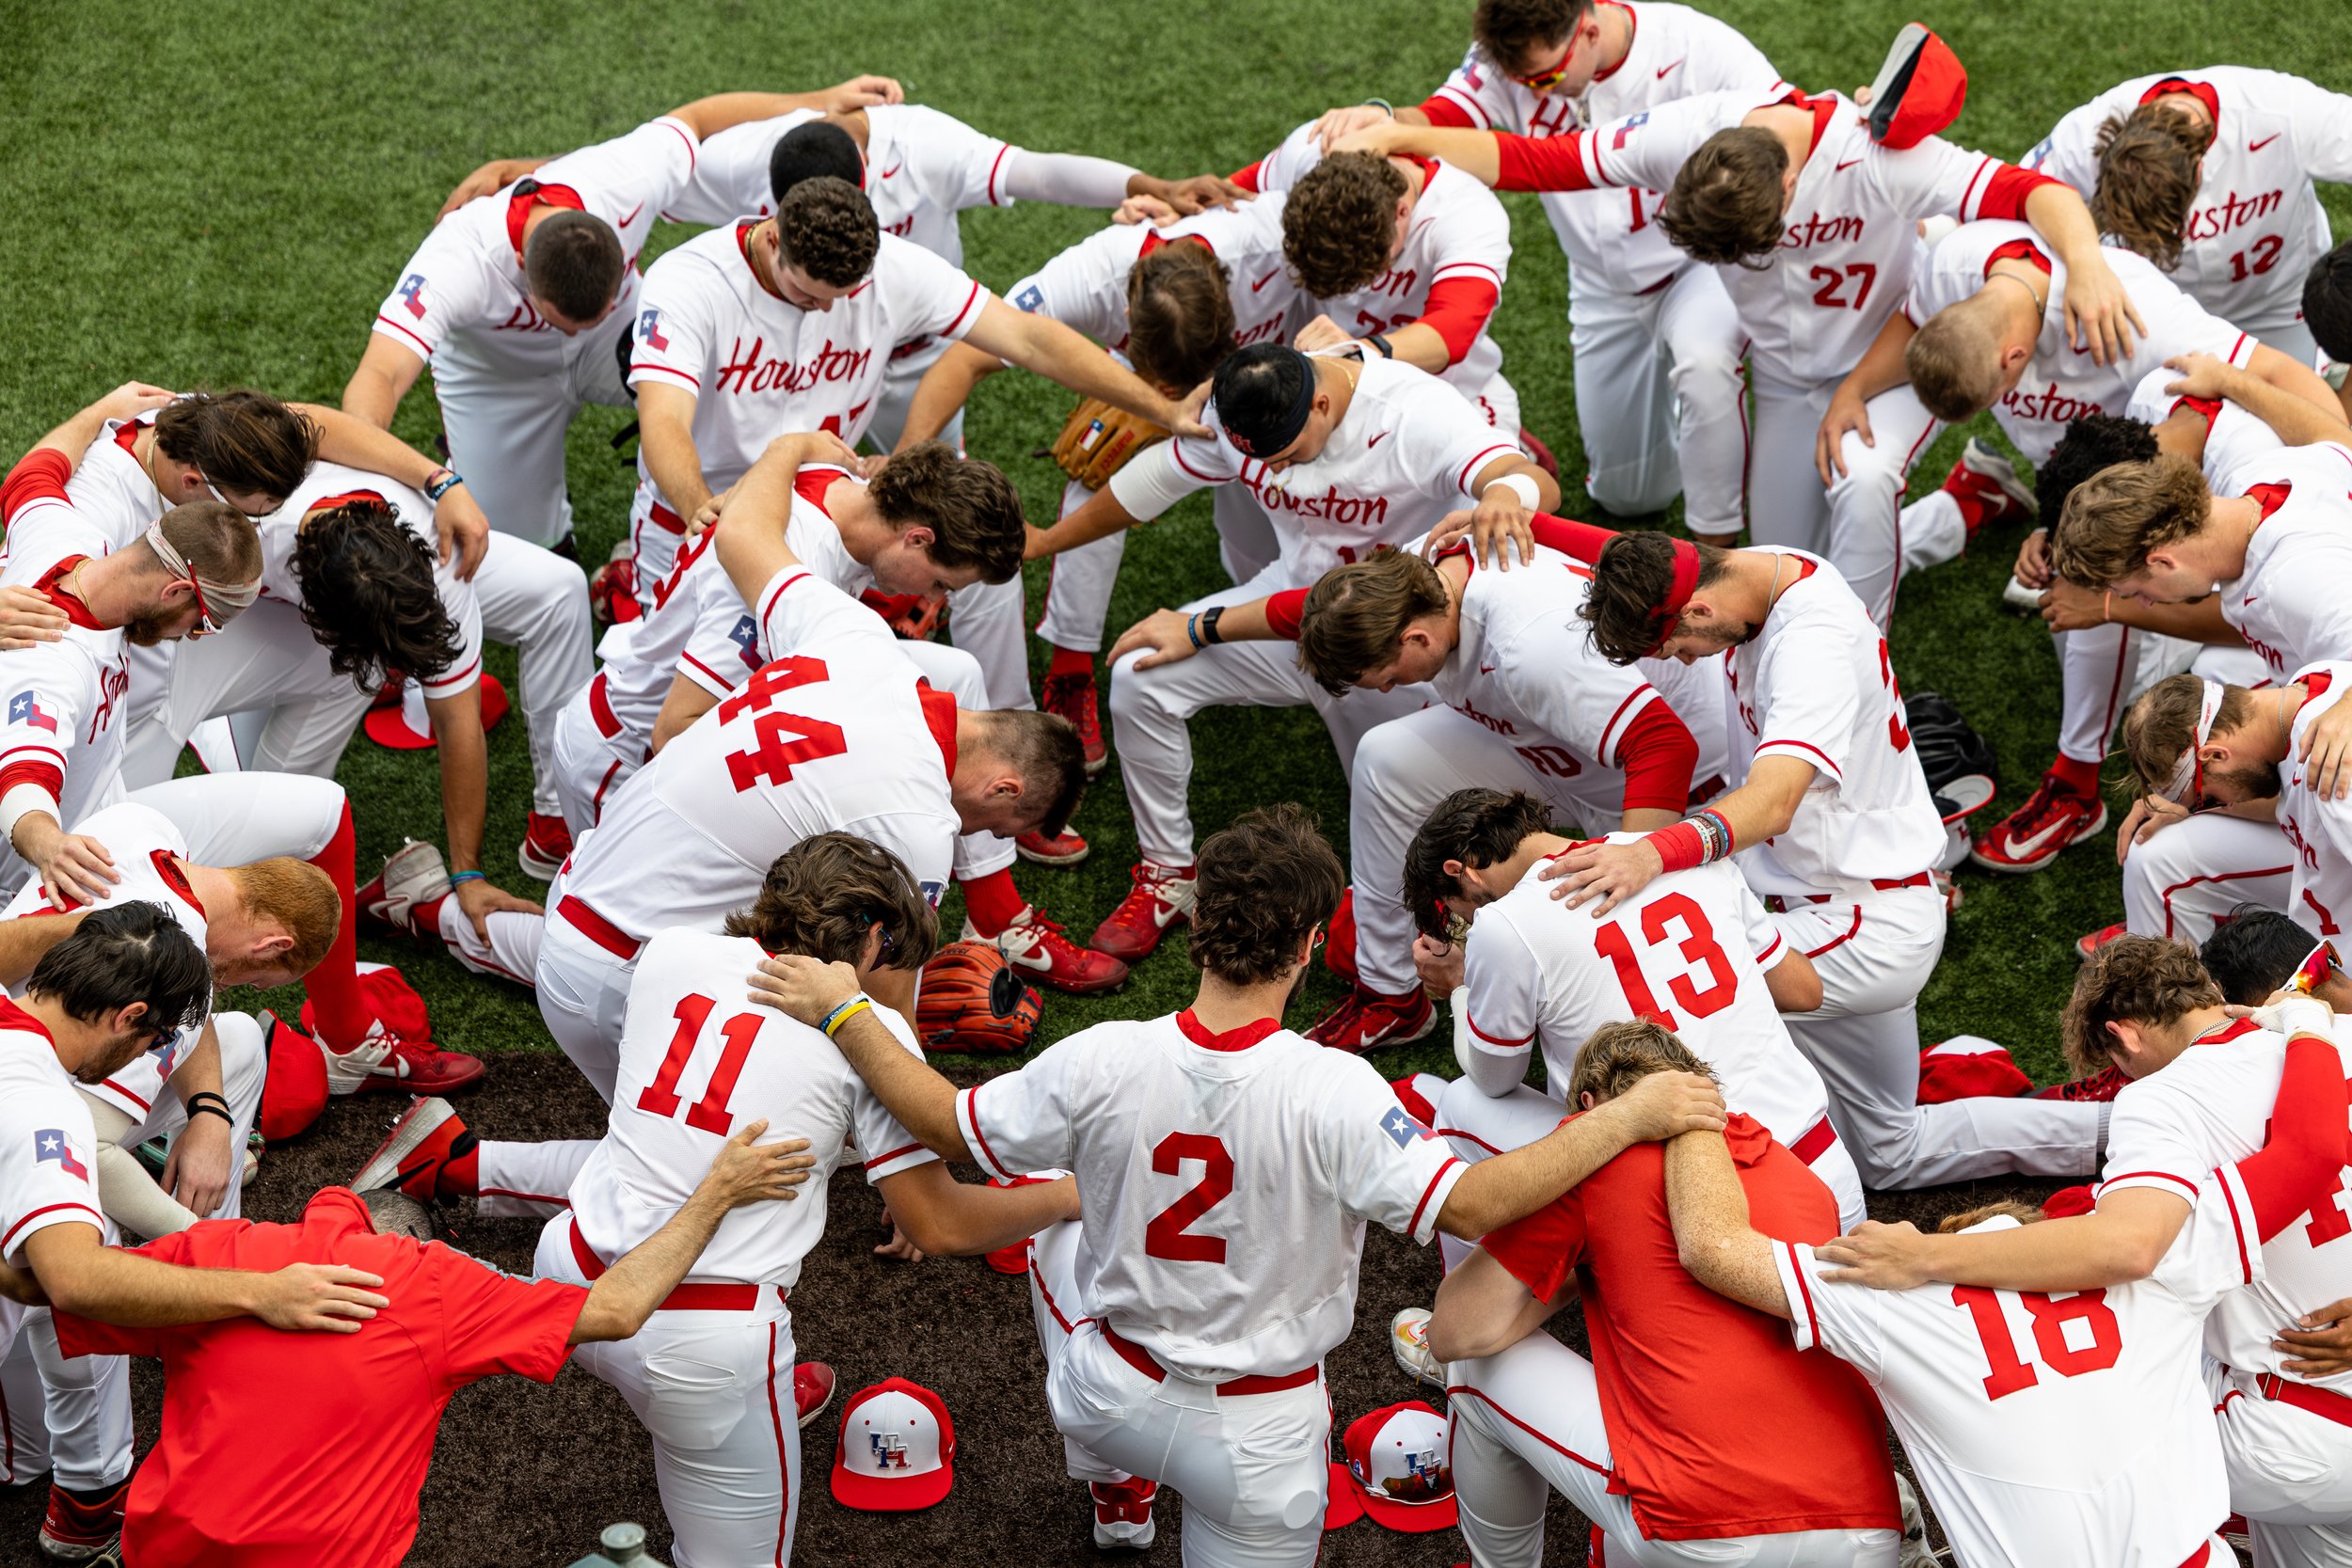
left=5, top=0, right=2349, bottom=1089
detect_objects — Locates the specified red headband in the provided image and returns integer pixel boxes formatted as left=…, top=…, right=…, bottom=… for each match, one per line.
left=1646, top=539, right=1702, bottom=656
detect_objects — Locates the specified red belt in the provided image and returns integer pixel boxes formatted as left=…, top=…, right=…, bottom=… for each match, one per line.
left=567, top=1215, right=767, bottom=1310
left=1771, top=870, right=1932, bottom=911
left=1788, top=1116, right=1837, bottom=1165
left=646, top=500, right=686, bottom=535
left=1871, top=871, right=1932, bottom=893
left=557, top=894, right=644, bottom=960
left=1099, top=1323, right=1318, bottom=1397
left=2249, top=1368, right=2352, bottom=1429
left=588, top=672, right=624, bottom=739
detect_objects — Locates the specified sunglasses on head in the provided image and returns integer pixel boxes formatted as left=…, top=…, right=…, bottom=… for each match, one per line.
left=2295, top=941, right=2340, bottom=996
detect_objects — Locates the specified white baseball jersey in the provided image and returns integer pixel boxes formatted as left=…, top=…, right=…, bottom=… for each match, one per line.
left=2026, top=69, right=2352, bottom=336
left=1720, top=549, right=1947, bottom=897
left=566, top=930, right=937, bottom=1288
left=2102, top=1019, right=2352, bottom=1394
left=1905, top=220, right=2259, bottom=465
left=0, top=1001, right=104, bottom=1265
left=2279, top=663, right=2352, bottom=956
left=556, top=570, right=959, bottom=945
left=1459, top=842, right=1836, bottom=1148
left=2216, top=443, right=2352, bottom=678
left=1776, top=1184, right=2256, bottom=1566
left=1004, top=198, right=1302, bottom=359
left=958, top=1009, right=1462, bottom=1380
left=0, top=804, right=208, bottom=1122
left=1421, top=1, right=1782, bottom=295
left=373, top=116, right=699, bottom=375
left=1107, top=356, right=1521, bottom=586
left=61, top=417, right=167, bottom=550
left=1581, top=89, right=2045, bottom=387
left=1248, top=122, right=1513, bottom=406
left=254, top=463, right=485, bottom=704
left=628, top=225, right=987, bottom=497
left=2124, top=365, right=2284, bottom=478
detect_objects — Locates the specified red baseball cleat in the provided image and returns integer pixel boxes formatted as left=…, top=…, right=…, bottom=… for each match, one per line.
left=1517, top=427, right=1560, bottom=481
left=1091, top=863, right=1197, bottom=961
left=1970, top=780, right=2108, bottom=874
left=1324, top=888, right=1359, bottom=983
left=973, top=908, right=1129, bottom=995
left=1090, top=1478, right=1159, bottom=1550
left=589, top=541, right=641, bottom=626
left=324, top=1020, right=486, bottom=1098
left=518, top=811, right=573, bottom=881
left=795, top=1361, right=836, bottom=1430
left=1041, top=671, right=1106, bottom=775
left=1015, top=826, right=1091, bottom=866
left=352, top=1095, right=473, bottom=1201
left=2075, top=922, right=2126, bottom=962
left=39, top=1478, right=127, bottom=1562
left=1942, top=437, right=2036, bottom=540
left=2034, top=1065, right=2130, bottom=1102
left=1307, top=985, right=1435, bottom=1053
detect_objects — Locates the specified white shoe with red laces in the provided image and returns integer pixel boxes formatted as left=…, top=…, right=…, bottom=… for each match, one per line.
left=1090, top=863, right=1197, bottom=961
left=962, top=908, right=1128, bottom=995
left=1970, top=781, right=2107, bottom=873
left=323, top=1020, right=485, bottom=1098
left=363, top=839, right=453, bottom=938
left=1307, top=985, right=1435, bottom=1053
left=1090, top=1478, right=1158, bottom=1550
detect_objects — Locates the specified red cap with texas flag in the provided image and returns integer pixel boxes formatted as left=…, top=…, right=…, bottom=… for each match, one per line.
left=832, top=1377, right=956, bottom=1511
left=1326, top=1401, right=1458, bottom=1532
left=1865, top=23, right=1967, bottom=150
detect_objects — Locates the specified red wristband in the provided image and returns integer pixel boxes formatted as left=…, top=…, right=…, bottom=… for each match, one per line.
left=1646, top=821, right=1706, bottom=874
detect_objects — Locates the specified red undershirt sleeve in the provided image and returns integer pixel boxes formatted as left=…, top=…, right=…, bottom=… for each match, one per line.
left=1416, top=95, right=1478, bottom=129
left=1263, top=589, right=1309, bottom=641
left=1229, top=161, right=1263, bottom=193
left=1613, top=702, right=1700, bottom=815
left=1975, top=165, right=2064, bottom=222
left=1, top=450, right=74, bottom=525
left=1417, top=277, right=1501, bottom=366
left=1493, top=131, right=1597, bottom=192
left=2239, top=1035, right=2352, bottom=1239
left=1530, top=515, right=1618, bottom=562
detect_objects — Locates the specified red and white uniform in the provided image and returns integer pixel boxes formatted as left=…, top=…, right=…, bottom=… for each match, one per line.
left=527, top=930, right=940, bottom=1568
left=1314, top=540, right=1726, bottom=1001
left=2100, top=1020, right=2352, bottom=1564
left=1454, top=842, right=1861, bottom=1225
left=2027, top=69, right=2352, bottom=361
left=1776, top=1184, right=2257, bottom=1567
left=2215, top=444, right=2352, bottom=681
left=2280, top=665, right=2352, bottom=942
left=1723, top=550, right=2101, bottom=1189
left=0, top=999, right=106, bottom=1386
left=374, top=116, right=700, bottom=546
left=1011, top=200, right=1305, bottom=650
left=1105, top=356, right=1523, bottom=868
left=537, top=570, right=961, bottom=1101
left=1418, top=2, right=1781, bottom=537
left=1241, top=122, right=1518, bottom=431
left=963, top=1007, right=1460, bottom=1566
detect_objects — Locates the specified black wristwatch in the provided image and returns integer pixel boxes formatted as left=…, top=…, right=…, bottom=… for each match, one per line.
left=1199, top=606, right=1226, bottom=645
left=1367, top=332, right=1395, bottom=359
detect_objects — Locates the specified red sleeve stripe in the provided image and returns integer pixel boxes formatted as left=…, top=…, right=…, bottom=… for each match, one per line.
left=630, top=362, right=702, bottom=390
left=1430, top=261, right=1505, bottom=286
left=95, top=1079, right=152, bottom=1113
left=961, top=1085, right=1014, bottom=1180
left=0, top=1201, right=103, bottom=1254
left=2100, top=1169, right=2201, bottom=1201
left=676, top=650, right=738, bottom=691
left=1597, top=683, right=1658, bottom=766
left=985, top=145, right=1014, bottom=206
left=656, top=116, right=699, bottom=174
left=1756, top=931, right=1785, bottom=966
left=1781, top=1240, right=1820, bottom=1344
left=421, top=653, right=484, bottom=695
left=1442, top=1387, right=1609, bottom=1476
left=373, top=315, right=434, bottom=356
left=943, top=280, right=987, bottom=339
left=2214, top=1164, right=2255, bottom=1285
left=1454, top=443, right=1519, bottom=497
left=863, top=1139, right=931, bottom=1172
left=758, top=570, right=812, bottom=630
left=1435, top=1125, right=1505, bottom=1155
left=1407, top=1156, right=1463, bottom=1237
left=1957, top=156, right=1997, bottom=220
left=1423, top=89, right=1486, bottom=130
left=1756, top=737, right=1843, bottom=779
left=2229, top=332, right=2252, bottom=367
left=1465, top=1013, right=1534, bottom=1049
left=1169, top=440, right=1226, bottom=483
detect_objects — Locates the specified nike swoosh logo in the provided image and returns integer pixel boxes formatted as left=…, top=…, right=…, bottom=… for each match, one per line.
left=2004, top=809, right=2090, bottom=859
left=1368, top=430, right=1391, bottom=449
left=1479, top=664, right=1498, bottom=674
left=1655, top=58, right=1684, bottom=78
left=1251, top=270, right=1281, bottom=293
left=618, top=201, right=645, bottom=227
left=880, top=152, right=907, bottom=180
left=2250, top=134, right=2280, bottom=152
left=1835, top=158, right=1863, bottom=173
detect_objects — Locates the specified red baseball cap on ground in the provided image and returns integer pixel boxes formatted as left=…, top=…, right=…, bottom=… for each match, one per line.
left=1328, top=1402, right=1457, bottom=1532
left=362, top=673, right=508, bottom=750
left=832, top=1378, right=956, bottom=1511
left=1865, top=23, right=1967, bottom=150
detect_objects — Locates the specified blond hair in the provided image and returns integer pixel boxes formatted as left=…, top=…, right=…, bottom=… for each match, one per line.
left=1567, top=1018, right=1714, bottom=1105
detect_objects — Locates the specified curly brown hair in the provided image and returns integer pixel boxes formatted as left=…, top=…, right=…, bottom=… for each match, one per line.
left=2048, top=452, right=2211, bottom=588
left=1296, top=550, right=1450, bottom=696
left=1126, top=242, right=1238, bottom=393
left=522, top=210, right=627, bottom=323
left=1187, top=804, right=1346, bottom=987
left=1472, top=0, right=1590, bottom=74
left=725, top=832, right=941, bottom=972
left=776, top=176, right=880, bottom=289
left=1283, top=153, right=1407, bottom=299
left=289, top=497, right=463, bottom=690
left=2091, top=107, right=2209, bottom=273
left=867, top=442, right=1026, bottom=585
left=2060, top=933, right=2222, bottom=1079
left=1401, top=787, right=1554, bottom=940
left=152, top=390, right=318, bottom=504
left=1659, top=128, right=1789, bottom=267
left=1565, top=1019, right=1714, bottom=1106
left=1575, top=531, right=1732, bottom=664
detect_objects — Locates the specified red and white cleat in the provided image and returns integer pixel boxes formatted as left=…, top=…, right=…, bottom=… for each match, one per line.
left=323, top=1020, right=485, bottom=1098
left=2034, top=1065, right=2130, bottom=1102
left=39, top=1478, right=126, bottom=1562
left=1089, top=1478, right=1159, bottom=1551
left=518, top=810, right=573, bottom=880
left=589, top=541, right=641, bottom=626
left=1015, top=826, right=1091, bottom=866
left=1307, top=985, right=1435, bottom=1053
left=1970, top=780, right=2108, bottom=874
left=1090, top=863, right=1197, bottom=962
left=968, top=908, right=1128, bottom=995
left=2075, top=922, right=2127, bottom=962
left=352, top=1095, right=471, bottom=1201
left=362, top=839, right=453, bottom=939
left=1041, top=671, right=1106, bottom=776
left=1944, top=436, right=2036, bottom=540
left=795, top=1362, right=837, bottom=1430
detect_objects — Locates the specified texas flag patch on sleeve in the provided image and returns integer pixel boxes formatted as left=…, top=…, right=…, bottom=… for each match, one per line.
left=34, top=1129, right=87, bottom=1181
left=1380, top=1105, right=1438, bottom=1148
left=8, top=691, right=56, bottom=734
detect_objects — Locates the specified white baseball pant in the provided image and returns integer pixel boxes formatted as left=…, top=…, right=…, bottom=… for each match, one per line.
left=1776, top=884, right=2101, bottom=1188
left=434, top=310, right=637, bottom=547
left=537, top=1213, right=803, bottom=1568
left=1569, top=263, right=1750, bottom=542
left=1448, top=1332, right=1899, bottom=1567
left=536, top=863, right=638, bottom=1102
left=1345, top=705, right=1636, bottom=999
left=1746, top=370, right=1942, bottom=629
left=475, top=1136, right=596, bottom=1219
left=1026, top=1216, right=1331, bottom=1568
left=121, top=770, right=348, bottom=864
left=552, top=682, right=646, bottom=837
left=429, top=895, right=545, bottom=990
left=2121, top=815, right=2296, bottom=947
left=2209, top=1364, right=2352, bottom=1568
left=1106, top=570, right=1425, bottom=867
left=1034, top=479, right=1281, bottom=657
left=0, top=1333, right=41, bottom=1485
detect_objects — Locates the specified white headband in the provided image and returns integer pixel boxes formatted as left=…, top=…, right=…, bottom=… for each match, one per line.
left=144, top=519, right=261, bottom=622
left=2161, top=677, right=2226, bottom=804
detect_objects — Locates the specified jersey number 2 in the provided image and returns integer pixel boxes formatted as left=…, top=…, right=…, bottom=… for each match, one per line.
left=636, top=994, right=760, bottom=1135
left=720, top=656, right=850, bottom=793
left=1950, top=1285, right=2122, bottom=1400
left=1143, top=1132, right=1234, bottom=1264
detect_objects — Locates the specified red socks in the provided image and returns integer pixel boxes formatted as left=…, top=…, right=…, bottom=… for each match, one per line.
left=439, top=1145, right=479, bottom=1201
left=1048, top=644, right=1094, bottom=682
left=2047, top=755, right=2102, bottom=800
left=303, top=803, right=374, bottom=1051
left=959, top=867, right=1028, bottom=938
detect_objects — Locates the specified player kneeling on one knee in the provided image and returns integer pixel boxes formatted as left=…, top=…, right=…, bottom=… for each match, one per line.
left=748, top=804, right=1729, bottom=1565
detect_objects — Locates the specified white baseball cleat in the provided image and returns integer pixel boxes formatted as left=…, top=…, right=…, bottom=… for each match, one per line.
left=2000, top=574, right=2045, bottom=613
left=365, top=838, right=453, bottom=937
left=1954, top=437, right=2036, bottom=530
left=1391, top=1306, right=1444, bottom=1389
left=1896, top=1471, right=1947, bottom=1565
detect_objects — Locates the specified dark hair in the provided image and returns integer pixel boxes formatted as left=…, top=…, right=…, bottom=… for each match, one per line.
left=522, top=210, right=626, bottom=324
left=152, top=390, right=318, bottom=503
left=727, top=832, right=940, bottom=972
left=291, top=497, right=464, bottom=690
left=27, top=900, right=210, bottom=1040
left=977, top=711, right=1088, bottom=839
left=1297, top=550, right=1451, bottom=696
left=1211, top=342, right=1309, bottom=451
left=2201, top=906, right=2324, bottom=1006
left=142, top=500, right=264, bottom=588
left=1188, top=804, right=1345, bottom=986
left=769, top=119, right=866, bottom=204
left=2304, top=240, right=2352, bottom=363
left=776, top=176, right=880, bottom=289
left=1576, top=531, right=1732, bottom=664
left=1659, top=128, right=1789, bottom=267
left=2091, top=108, right=2208, bottom=273
left=1282, top=153, right=1407, bottom=299
left=1126, top=243, right=1239, bottom=392
left=1472, top=0, right=1590, bottom=73
left=1402, top=788, right=1553, bottom=939
left=2037, top=414, right=2161, bottom=532
left=2060, top=934, right=2223, bottom=1078
left=867, top=444, right=1025, bottom=585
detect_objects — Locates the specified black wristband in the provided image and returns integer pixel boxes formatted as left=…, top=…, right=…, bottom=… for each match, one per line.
left=184, top=1091, right=233, bottom=1126
left=1368, top=332, right=1395, bottom=359
left=1199, top=606, right=1226, bottom=645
